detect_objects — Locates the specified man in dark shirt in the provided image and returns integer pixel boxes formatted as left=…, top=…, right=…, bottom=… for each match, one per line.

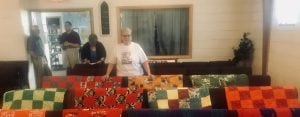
left=27, top=25, right=51, bottom=88
left=59, top=21, right=81, bottom=69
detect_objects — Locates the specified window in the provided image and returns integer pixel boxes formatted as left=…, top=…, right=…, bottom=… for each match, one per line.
left=101, top=1, right=110, bottom=34
left=275, top=0, right=300, bottom=25
left=118, top=6, right=192, bottom=59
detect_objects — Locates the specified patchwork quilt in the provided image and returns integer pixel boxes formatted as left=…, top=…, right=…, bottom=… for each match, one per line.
left=2, top=88, right=66, bottom=110
left=225, top=86, right=300, bottom=110
left=71, top=88, right=144, bottom=109
left=274, top=108, right=293, bottom=117
left=63, top=109, right=122, bottom=117
left=190, top=74, right=249, bottom=88
left=0, top=110, right=46, bottom=117
left=190, top=74, right=249, bottom=107
left=237, top=109, right=262, bottom=117
left=42, top=76, right=123, bottom=89
left=128, top=75, right=183, bottom=90
left=147, top=88, right=202, bottom=109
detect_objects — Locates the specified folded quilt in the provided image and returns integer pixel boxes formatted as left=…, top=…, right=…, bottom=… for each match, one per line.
left=42, top=76, right=123, bottom=89
left=274, top=108, right=292, bottom=117
left=71, top=88, right=144, bottom=109
left=237, top=109, right=262, bottom=117
left=190, top=74, right=249, bottom=107
left=128, top=75, right=183, bottom=90
left=63, top=109, right=122, bottom=117
left=0, top=109, right=46, bottom=117
left=225, top=86, right=300, bottom=109
left=190, top=74, right=249, bottom=88
left=147, top=88, right=203, bottom=109
left=2, top=88, right=66, bottom=110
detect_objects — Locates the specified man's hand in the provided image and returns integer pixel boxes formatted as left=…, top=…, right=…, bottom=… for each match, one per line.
left=29, top=52, right=38, bottom=59
left=63, top=41, right=70, bottom=46
left=148, top=74, right=155, bottom=79
left=83, top=59, right=90, bottom=64
left=96, top=60, right=103, bottom=64
left=103, top=74, right=110, bottom=79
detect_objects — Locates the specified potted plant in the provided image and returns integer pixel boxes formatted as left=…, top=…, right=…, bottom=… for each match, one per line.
left=232, top=32, right=254, bottom=67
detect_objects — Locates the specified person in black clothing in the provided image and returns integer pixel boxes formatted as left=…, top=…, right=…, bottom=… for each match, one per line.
left=81, top=34, right=106, bottom=65
left=59, top=21, right=81, bottom=68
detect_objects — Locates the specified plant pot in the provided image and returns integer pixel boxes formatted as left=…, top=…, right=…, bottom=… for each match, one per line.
left=237, top=59, right=253, bottom=68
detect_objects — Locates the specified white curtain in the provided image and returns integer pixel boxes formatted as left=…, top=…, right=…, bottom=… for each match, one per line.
left=121, top=8, right=189, bottom=56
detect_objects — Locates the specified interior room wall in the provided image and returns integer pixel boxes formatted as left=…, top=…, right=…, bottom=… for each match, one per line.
left=0, top=0, right=27, bottom=60
left=268, top=22, right=300, bottom=93
left=20, top=0, right=263, bottom=75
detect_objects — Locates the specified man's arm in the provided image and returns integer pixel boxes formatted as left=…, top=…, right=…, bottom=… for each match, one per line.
left=105, top=63, right=114, bottom=77
left=142, top=61, right=152, bottom=76
left=65, top=42, right=80, bottom=48
left=27, top=38, right=37, bottom=58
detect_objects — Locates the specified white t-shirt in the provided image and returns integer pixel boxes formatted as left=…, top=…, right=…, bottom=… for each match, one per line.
left=108, top=42, right=148, bottom=76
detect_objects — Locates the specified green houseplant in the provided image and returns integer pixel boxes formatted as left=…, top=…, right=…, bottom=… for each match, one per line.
left=232, top=32, right=254, bottom=67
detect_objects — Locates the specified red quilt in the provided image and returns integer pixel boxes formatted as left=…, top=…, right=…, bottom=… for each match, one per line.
left=63, top=109, right=122, bottom=117
left=42, top=76, right=123, bottom=89
left=237, top=109, right=262, bottom=117
left=225, top=86, right=300, bottom=110
left=274, top=108, right=292, bottom=117
left=71, top=88, right=144, bottom=109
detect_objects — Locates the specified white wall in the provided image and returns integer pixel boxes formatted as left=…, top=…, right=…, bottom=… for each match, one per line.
left=0, top=0, right=27, bottom=60
left=268, top=23, right=300, bottom=91
left=20, top=0, right=263, bottom=74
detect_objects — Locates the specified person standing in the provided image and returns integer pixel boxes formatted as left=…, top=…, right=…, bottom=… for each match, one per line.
left=59, top=21, right=81, bottom=69
left=27, top=25, right=51, bottom=88
left=105, top=27, right=152, bottom=77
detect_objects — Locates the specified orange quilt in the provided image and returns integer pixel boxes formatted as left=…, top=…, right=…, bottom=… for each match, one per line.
left=225, top=86, right=300, bottom=110
left=0, top=110, right=45, bottom=117
left=128, top=75, right=183, bottom=90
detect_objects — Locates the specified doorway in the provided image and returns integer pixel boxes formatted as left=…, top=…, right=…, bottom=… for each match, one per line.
left=29, top=9, right=93, bottom=75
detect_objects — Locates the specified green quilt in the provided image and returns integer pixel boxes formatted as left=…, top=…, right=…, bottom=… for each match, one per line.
left=147, top=88, right=202, bottom=109
left=190, top=74, right=249, bottom=107
left=191, top=74, right=249, bottom=88
left=2, top=88, right=66, bottom=110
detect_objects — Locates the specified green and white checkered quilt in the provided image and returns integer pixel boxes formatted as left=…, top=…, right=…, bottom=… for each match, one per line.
left=2, top=88, right=66, bottom=110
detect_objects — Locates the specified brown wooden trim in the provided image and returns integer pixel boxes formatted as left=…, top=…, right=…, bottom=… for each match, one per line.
left=262, top=0, right=274, bottom=76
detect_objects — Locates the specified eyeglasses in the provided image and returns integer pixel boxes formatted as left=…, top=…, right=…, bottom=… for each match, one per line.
left=122, top=35, right=131, bottom=37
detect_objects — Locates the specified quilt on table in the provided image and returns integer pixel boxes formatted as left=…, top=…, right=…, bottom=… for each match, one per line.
left=128, top=75, right=183, bottom=90
left=72, top=88, right=144, bottom=109
left=63, top=109, right=122, bottom=117
left=147, top=88, right=202, bottom=109
left=190, top=74, right=249, bottom=107
left=42, top=76, right=123, bottom=89
left=0, top=110, right=46, bottom=117
left=225, top=86, right=300, bottom=110
left=190, top=74, right=249, bottom=88
left=237, top=109, right=262, bottom=117
left=274, top=108, right=292, bottom=117
left=2, top=88, right=66, bottom=110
